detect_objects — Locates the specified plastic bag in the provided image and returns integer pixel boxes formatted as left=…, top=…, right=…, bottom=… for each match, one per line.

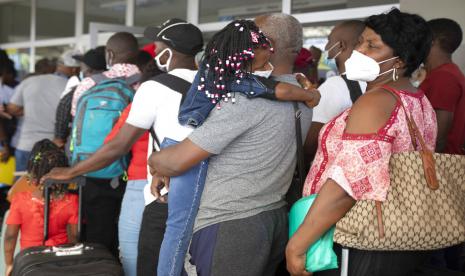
left=289, top=194, right=338, bottom=272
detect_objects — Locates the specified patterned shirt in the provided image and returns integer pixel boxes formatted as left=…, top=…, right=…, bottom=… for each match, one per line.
left=70, top=63, right=140, bottom=116
left=54, top=88, right=75, bottom=140
left=302, top=86, right=437, bottom=201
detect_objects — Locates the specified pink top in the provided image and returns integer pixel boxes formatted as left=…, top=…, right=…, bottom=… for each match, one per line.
left=302, top=86, right=437, bottom=201
left=71, top=63, right=140, bottom=116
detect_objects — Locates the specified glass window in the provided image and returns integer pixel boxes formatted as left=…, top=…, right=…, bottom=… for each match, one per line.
left=135, top=0, right=187, bottom=27
left=36, top=0, right=75, bottom=39
left=35, top=45, right=72, bottom=65
left=292, top=0, right=398, bottom=14
left=199, top=0, right=281, bottom=23
left=84, top=0, right=126, bottom=33
left=5, top=48, right=30, bottom=79
left=0, top=1, right=31, bottom=43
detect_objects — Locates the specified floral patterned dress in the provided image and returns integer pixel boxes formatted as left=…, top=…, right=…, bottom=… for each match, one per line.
left=302, top=86, right=437, bottom=201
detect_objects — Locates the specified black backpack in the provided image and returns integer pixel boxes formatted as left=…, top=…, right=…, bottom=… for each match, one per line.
left=341, top=74, right=363, bottom=103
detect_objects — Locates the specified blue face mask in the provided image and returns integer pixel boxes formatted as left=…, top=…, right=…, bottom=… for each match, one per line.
left=322, top=41, right=341, bottom=73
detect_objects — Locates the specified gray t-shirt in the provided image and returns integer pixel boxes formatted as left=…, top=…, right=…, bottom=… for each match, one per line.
left=190, top=86, right=312, bottom=232
left=10, top=74, right=67, bottom=151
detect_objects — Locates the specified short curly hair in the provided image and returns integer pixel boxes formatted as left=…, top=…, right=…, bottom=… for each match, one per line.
left=365, top=8, right=432, bottom=77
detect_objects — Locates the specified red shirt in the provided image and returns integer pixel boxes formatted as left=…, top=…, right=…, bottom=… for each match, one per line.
left=421, top=63, right=465, bottom=155
left=105, top=103, right=149, bottom=180
left=6, top=192, right=79, bottom=250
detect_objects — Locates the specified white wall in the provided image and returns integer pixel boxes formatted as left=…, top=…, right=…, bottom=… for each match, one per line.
left=400, top=0, right=465, bottom=73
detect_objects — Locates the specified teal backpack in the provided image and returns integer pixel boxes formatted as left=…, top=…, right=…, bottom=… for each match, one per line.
left=70, top=74, right=139, bottom=179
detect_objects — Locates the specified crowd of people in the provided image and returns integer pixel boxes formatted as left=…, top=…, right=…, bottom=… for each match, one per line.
left=0, top=7, right=464, bottom=276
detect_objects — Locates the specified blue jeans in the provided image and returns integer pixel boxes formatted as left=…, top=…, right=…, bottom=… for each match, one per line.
left=14, top=149, right=30, bottom=172
left=178, top=69, right=276, bottom=127
left=157, top=137, right=209, bottom=276
left=118, top=179, right=147, bottom=276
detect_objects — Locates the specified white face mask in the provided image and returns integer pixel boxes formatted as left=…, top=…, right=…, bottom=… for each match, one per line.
left=322, top=41, right=341, bottom=73
left=253, top=62, right=274, bottom=78
left=154, top=48, right=173, bottom=72
left=410, top=80, right=421, bottom=88
left=344, top=50, right=398, bottom=82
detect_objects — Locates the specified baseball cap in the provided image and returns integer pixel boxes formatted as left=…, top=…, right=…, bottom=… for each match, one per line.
left=144, top=18, right=203, bottom=56
left=58, top=49, right=82, bottom=67
left=73, top=46, right=107, bottom=71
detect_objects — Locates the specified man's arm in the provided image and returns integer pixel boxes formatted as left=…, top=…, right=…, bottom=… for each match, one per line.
left=7, top=82, right=25, bottom=117
left=435, top=109, right=453, bottom=153
left=149, top=138, right=211, bottom=177
left=150, top=94, right=254, bottom=178
left=42, top=123, right=145, bottom=181
left=6, top=104, right=23, bottom=117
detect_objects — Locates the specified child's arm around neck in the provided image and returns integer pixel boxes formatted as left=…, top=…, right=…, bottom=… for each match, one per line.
left=274, top=73, right=321, bottom=107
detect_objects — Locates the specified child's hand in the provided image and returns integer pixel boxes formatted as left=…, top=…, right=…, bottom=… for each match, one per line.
left=295, top=73, right=315, bottom=90
left=305, top=89, right=321, bottom=108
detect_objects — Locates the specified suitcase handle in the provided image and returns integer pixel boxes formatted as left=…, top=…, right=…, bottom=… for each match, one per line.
left=43, top=177, right=86, bottom=245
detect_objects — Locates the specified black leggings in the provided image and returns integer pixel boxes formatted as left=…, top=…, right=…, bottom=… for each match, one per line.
left=137, top=201, right=168, bottom=276
left=315, top=244, right=433, bottom=276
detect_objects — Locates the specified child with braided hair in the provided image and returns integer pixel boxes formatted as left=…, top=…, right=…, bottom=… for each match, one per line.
left=179, top=19, right=320, bottom=127
left=3, top=139, right=78, bottom=276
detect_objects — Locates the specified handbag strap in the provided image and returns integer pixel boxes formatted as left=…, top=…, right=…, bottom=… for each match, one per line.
left=381, top=85, right=439, bottom=191
left=380, top=86, right=422, bottom=150
left=294, top=102, right=305, bottom=191
left=370, top=85, right=439, bottom=239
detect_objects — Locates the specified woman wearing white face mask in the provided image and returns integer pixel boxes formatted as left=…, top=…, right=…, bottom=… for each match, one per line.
left=286, top=9, right=439, bottom=276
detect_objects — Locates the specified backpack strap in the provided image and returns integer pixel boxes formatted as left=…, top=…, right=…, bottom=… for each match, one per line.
left=294, top=102, right=305, bottom=191
left=149, top=127, right=161, bottom=152
left=124, top=73, right=142, bottom=86
left=148, top=73, right=192, bottom=152
left=90, top=73, right=141, bottom=86
left=89, top=73, right=110, bottom=84
left=341, top=74, right=363, bottom=103
left=150, top=73, right=192, bottom=104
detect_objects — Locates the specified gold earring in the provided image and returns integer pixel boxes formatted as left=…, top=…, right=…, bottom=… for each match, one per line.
left=392, top=67, right=399, bottom=81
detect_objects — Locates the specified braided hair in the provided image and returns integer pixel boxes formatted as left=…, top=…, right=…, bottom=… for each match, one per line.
left=27, top=139, right=69, bottom=198
left=198, top=19, right=273, bottom=105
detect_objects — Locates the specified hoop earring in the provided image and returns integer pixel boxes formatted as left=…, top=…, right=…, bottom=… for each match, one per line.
left=392, top=67, right=399, bottom=81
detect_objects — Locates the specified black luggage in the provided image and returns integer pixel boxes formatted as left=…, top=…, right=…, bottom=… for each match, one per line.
left=11, top=177, right=123, bottom=276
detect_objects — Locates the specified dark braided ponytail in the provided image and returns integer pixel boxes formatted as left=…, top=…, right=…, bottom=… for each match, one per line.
left=27, top=139, right=69, bottom=198
left=198, top=19, right=272, bottom=105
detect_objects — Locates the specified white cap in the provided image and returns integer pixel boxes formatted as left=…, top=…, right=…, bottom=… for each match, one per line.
left=58, top=49, right=82, bottom=67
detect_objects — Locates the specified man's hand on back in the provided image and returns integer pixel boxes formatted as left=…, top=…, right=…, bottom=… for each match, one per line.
left=41, top=167, right=75, bottom=184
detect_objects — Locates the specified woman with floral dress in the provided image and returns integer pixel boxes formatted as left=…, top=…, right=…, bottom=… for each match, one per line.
left=286, top=9, right=437, bottom=276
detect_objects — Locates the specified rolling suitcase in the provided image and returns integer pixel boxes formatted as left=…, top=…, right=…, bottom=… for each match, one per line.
left=11, top=177, right=123, bottom=276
